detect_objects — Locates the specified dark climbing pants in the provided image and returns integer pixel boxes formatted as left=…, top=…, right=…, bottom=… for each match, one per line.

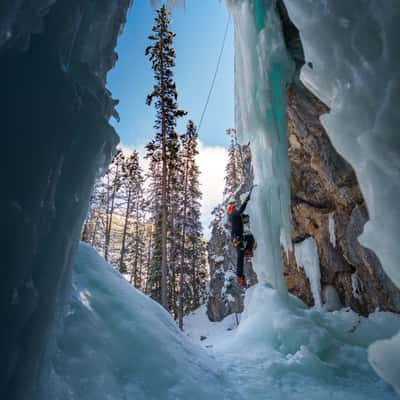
left=244, top=233, right=255, bottom=252
left=236, top=243, right=245, bottom=278
left=236, top=234, right=255, bottom=277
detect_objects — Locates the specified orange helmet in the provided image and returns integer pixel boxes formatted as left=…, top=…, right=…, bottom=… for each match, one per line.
left=227, top=203, right=236, bottom=215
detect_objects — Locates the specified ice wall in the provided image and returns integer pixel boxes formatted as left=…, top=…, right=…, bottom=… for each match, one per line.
left=283, top=0, right=400, bottom=291
left=280, top=0, right=400, bottom=393
left=226, top=0, right=294, bottom=293
left=0, top=1, right=131, bottom=398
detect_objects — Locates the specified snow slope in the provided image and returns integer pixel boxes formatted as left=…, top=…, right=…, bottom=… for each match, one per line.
left=48, top=243, right=240, bottom=400
left=48, top=243, right=400, bottom=399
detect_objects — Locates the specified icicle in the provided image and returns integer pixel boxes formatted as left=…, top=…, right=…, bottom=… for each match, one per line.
left=328, top=212, right=336, bottom=248
left=294, top=237, right=322, bottom=308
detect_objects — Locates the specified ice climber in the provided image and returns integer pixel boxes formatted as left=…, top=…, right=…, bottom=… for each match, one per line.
left=242, top=213, right=256, bottom=258
left=227, top=192, right=255, bottom=288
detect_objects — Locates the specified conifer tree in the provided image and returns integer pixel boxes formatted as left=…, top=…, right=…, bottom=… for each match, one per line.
left=145, top=5, right=186, bottom=309
left=176, top=121, right=207, bottom=328
left=104, top=149, right=125, bottom=262
left=223, top=130, right=243, bottom=202
left=118, top=151, right=146, bottom=278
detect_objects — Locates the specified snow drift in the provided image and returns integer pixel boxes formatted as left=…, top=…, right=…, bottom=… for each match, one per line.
left=48, top=243, right=400, bottom=400
left=48, top=243, right=239, bottom=400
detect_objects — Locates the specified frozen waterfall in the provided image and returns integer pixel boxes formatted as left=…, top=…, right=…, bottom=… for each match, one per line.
left=227, top=0, right=294, bottom=294
left=227, top=0, right=400, bottom=394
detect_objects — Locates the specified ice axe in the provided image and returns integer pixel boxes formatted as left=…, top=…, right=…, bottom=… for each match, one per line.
left=247, top=184, right=258, bottom=201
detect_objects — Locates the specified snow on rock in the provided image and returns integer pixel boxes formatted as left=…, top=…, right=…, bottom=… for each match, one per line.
left=48, top=243, right=239, bottom=400
left=294, top=238, right=322, bottom=308
left=351, top=272, right=362, bottom=301
left=328, top=212, right=336, bottom=248
left=322, top=285, right=342, bottom=312
left=214, top=255, right=225, bottom=263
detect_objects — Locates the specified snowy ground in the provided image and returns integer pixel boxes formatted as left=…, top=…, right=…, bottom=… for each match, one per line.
left=49, top=244, right=400, bottom=399
left=185, top=288, right=400, bottom=400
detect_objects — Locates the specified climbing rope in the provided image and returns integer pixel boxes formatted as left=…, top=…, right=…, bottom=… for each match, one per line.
left=197, top=14, right=231, bottom=135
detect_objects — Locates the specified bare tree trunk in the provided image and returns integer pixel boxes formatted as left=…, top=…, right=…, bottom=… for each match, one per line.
left=104, top=174, right=111, bottom=259
left=81, top=218, right=91, bottom=242
left=191, top=242, right=198, bottom=309
left=145, top=226, right=153, bottom=294
left=119, top=188, right=132, bottom=273
left=105, top=163, right=120, bottom=261
left=90, top=212, right=98, bottom=247
left=133, top=202, right=140, bottom=288
left=171, top=259, right=177, bottom=319
left=178, top=157, right=189, bottom=330
left=138, top=233, right=144, bottom=290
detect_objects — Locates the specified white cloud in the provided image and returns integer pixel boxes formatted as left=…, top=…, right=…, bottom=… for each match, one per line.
left=121, top=140, right=227, bottom=238
left=197, top=142, right=228, bottom=234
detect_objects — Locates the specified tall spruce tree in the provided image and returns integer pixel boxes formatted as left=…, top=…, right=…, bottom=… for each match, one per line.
left=223, top=128, right=243, bottom=202
left=145, top=5, right=186, bottom=309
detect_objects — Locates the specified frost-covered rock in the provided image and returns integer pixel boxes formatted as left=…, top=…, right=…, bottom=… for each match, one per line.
left=207, top=268, right=244, bottom=322
left=284, top=80, right=400, bottom=315
left=284, top=0, right=400, bottom=293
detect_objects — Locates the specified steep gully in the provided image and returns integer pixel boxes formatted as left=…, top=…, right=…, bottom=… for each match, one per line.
left=0, top=0, right=399, bottom=398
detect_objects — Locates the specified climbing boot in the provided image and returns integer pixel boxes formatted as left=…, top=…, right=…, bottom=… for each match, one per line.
left=237, top=276, right=247, bottom=288
left=244, top=248, right=253, bottom=258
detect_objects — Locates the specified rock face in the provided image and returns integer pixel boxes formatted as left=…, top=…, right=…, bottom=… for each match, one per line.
left=207, top=265, right=245, bottom=322
left=274, top=0, right=400, bottom=316
left=284, top=81, right=400, bottom=315
left=0, top=1, right=131, bottom=398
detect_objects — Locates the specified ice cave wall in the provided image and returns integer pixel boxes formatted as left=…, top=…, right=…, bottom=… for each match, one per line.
left=0, top=1, right=131, bottom=398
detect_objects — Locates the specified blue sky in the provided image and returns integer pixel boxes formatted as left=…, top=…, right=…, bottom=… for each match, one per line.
left=108, top=0, right=234, bottom=149
left=107, top=0, right=235, bottom=234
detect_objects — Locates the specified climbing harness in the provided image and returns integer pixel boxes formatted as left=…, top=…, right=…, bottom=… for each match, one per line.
left=231, top=237, right=242, bottom=248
